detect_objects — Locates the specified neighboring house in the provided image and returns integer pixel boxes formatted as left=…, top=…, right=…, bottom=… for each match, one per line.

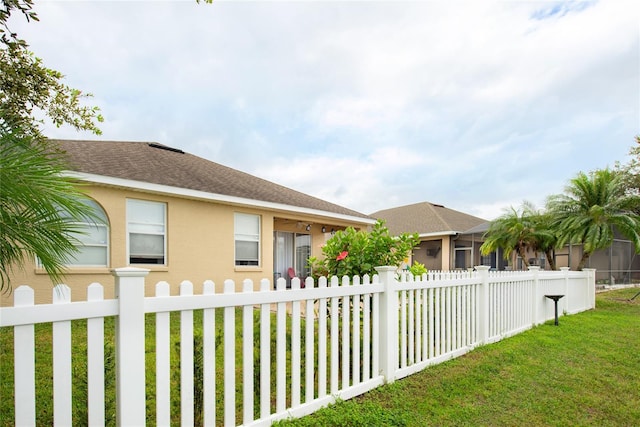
left=554, top=234, right=640, bottom=283
left=2, top=140, right=375, bottom=306
left=371, top=202, right=489, bottom=271
left=372, top=202, right=639, bottom=282
left=457, top=224, right=639, bottom=283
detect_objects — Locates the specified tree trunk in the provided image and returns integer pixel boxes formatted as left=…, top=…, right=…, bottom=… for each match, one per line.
left=545, top=250, right=557, bottom=270
left=576, top=250, right=591, bottom=271
left=517, top=247, right=529, bottom=270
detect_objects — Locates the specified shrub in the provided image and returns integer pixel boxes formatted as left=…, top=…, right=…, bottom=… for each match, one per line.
left=308, top=220, right=419, bottom=278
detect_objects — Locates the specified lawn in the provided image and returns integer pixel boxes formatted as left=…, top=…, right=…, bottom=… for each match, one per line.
left=1, top=288, right=638, bottom=426
left=275, top=287, right=640, bottom=426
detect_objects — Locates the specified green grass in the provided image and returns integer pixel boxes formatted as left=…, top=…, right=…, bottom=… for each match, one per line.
left=1, top=289, right=638, bottom=426
left=0, top=305, right=325, bottom=426
left=276, top=288, right=640, bottom=426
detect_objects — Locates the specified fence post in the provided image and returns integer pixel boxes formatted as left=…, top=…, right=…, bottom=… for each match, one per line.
left=375, top=266, right=398, bottom=384
left=528, top=266, right=540, bottom=325
left=475, top=266, right=490, bottom=344
left=560, top=267, right=570, bottom=314
left=112, top=267, right=149, bottom=427
left=582, top=268, right=597, bottom=309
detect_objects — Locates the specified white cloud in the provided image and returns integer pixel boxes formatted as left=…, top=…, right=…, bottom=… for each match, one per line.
left=10, top=0, right=639, bottom=219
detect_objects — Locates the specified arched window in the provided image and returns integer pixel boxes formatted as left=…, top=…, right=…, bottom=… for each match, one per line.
left=63, top=198, right=110, bottom=267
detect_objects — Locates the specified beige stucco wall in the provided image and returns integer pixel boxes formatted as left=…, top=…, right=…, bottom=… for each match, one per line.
left=1, top=184, right=368, bottom=306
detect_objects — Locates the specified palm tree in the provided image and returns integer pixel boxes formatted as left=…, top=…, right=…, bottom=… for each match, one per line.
left=480, top=201, right=555, bottom=270
left=0, top=126, right=100, bottom=290
left=529, top=210, right=558, bottom=270
left=546, top=169, right=640, bottom=270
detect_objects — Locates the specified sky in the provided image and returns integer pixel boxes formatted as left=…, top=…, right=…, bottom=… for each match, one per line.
left=10, top=0, right=640, bottom=220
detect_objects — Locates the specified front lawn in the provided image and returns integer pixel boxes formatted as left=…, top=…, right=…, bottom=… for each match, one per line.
left=276, top=288, right=640, bottom=426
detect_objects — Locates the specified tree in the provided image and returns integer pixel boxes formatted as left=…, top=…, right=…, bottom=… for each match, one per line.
left=480, top=201, right=556, bottom=270
left=0, top=0, right=103, bottom=291
left=308, top=220, right=419, bottom=278
left=615, top=136, right=640, bottom=212
left=546, top=169, right=640, bottom=270
left=528, top=210, right=558, bottom=271
left=1, top=1, right=103, bottom=138
left=0, top=126, right=101, bottom=289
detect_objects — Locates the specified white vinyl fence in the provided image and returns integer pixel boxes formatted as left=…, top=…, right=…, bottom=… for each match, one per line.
left=0, top=266, right=596, bottom=426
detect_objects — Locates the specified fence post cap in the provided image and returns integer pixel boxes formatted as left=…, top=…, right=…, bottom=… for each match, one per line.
left=527, top=266, right=541, bottom=271
left=110, top=267, right=150, bottom=277
left=559, top=267, right=570, bottom=271
left=474, top=265, right=491, bottom=271
left=374, top=266, right=397, bottom=273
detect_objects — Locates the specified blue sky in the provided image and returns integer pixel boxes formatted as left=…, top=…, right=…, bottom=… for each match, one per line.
left=12, top=0, right=639, bottom=219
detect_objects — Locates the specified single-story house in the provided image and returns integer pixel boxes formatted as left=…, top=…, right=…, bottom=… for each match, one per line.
left=371, top=202, right=489, bottom=271
left=2, top=139, right=375, bottom=306
left=370, top=192, right=640, bottom=281
left=460, top=221, right=639, bottom=282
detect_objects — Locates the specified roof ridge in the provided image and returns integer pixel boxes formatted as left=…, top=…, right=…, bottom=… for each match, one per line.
left=425, top=203, right=450, bottom=230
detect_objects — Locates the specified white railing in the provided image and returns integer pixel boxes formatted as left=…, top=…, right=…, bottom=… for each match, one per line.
left=0, top=266, right=596, bottom=426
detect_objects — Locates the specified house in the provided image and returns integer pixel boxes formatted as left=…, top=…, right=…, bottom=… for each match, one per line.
left=1, top=140, right=375, bottom=306
left=371, top=202, right=489, bottom=271
left=373, top=201, right=639, bottom=281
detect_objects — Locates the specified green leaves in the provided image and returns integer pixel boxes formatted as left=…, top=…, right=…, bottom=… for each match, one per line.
left=0, top=128, right=102, bottom=290
left=547, top=169, right=640, bottom=268
left=0, top=46, right=103, bottom=138
left=308, top=220, right=419, bottom=278
left=480, top=202, right=553, bottom=270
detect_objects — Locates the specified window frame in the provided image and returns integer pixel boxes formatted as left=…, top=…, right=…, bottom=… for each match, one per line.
left=126, top=199, right=167, bottom=266
left=234, top=212, right=261, bottom=267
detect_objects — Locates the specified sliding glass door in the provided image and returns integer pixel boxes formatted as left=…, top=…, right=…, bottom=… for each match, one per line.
left=273, top=231, right=311, bottom=287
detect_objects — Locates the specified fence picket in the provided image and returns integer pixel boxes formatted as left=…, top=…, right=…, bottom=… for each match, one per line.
left=371, top=276, right=380, bottom=378
left=305, top=277, right=315, bottom=403
left=330, top=276, right=339, bottom=394
left=276, top=278, right=287, bottom=412
left=352, top=276, right=361, bottom=385
left=242, top=279, right=255, bottom=425
left=291, top=278, right=301, bottom=408
left=341, top=276, right=350, bottom=389
left=14, top=286, right=36, bottom=426
left=400, top=286, right=407, bottom=368
left=202, top=280, right=216, bottom=427
left=87, top=283, right=105, bottom=426
left=259, top=279, right=271, bottom=419
left=52, top=284, right=72, bottom=426
left=362, top=275, right=371, bottom=381
left=223, top=280, right=236, bottom=426
left=180, top=281, right=195, bottom=426
left=317, top=276, right=328, bottom=398
left=155, top=281, right=171, bottom=426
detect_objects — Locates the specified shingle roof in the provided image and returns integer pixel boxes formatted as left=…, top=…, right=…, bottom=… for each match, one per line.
left=371, top=202, right=487, bottom=236
left=55, top=139, right=371, bottom=220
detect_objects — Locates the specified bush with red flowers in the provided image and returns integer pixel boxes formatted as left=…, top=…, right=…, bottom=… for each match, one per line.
left=308, top=219, right=419, bottom=279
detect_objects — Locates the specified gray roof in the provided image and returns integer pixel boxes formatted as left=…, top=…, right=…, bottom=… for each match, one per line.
left=55, top=139, right=371, bottom=220
left=463, top=221, right=491, bottom=235
left=371, top=202, right=487, bottom=236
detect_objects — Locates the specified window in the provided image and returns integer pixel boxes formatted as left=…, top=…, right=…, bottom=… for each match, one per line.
left=235, top=213, right=260, bottom=266
left=61, top=199, right=110, bottom=267
left=127, top=199, right=166, bottom=265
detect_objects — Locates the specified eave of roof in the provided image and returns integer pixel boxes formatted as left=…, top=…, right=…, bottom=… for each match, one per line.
left=54, top=139, right=374, bottom=224
left=67, top=171, right=376, bottom=224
